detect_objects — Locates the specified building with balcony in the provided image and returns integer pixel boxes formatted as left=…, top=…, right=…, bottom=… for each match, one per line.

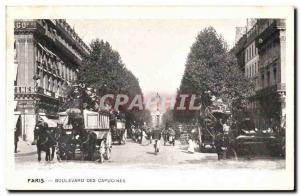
left=233, top=19, right=286, bottom=130
left=14, top=19, right=90, bottom=142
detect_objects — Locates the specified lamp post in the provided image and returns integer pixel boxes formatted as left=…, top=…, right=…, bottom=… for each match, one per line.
left=33, top=75, right=40, bottom=120
left=19, top=102, right=26, bottom=141
left=33, top=75, right=40, bottom=144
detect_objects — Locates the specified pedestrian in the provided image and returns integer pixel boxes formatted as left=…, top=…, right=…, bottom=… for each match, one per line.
left=148, top=128, right=153, bottom=144
left=14, top=131, right=19, bottom=153
left=187, top=135, right=195, bottom=153
left=141, top=129, right=147, bottom=145
left=152, top=129, right=162, bottom=155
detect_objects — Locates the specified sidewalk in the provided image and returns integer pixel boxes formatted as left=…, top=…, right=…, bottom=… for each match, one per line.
left=14, top=140, right=37, bottom=157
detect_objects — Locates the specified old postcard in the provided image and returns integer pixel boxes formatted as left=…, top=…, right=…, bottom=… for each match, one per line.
left=6, top=6, right=294, bottom=191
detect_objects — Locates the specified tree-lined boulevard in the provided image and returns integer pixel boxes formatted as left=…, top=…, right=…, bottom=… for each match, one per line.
left=15, top=23, right=285, bottom=166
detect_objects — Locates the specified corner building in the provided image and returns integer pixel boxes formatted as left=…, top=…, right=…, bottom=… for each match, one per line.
left=14, top=19, right=90, bottom=142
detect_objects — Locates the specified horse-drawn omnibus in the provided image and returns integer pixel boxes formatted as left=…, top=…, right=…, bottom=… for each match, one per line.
left=110, top=117, right=127, bottom=145
left=198, top=101, right=231, bottom=152
left=57, top=108, right=112, bottom=163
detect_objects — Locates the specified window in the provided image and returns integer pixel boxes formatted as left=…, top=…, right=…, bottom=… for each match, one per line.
left=53, top=79, right=57, bottom=92
left=39, top=71, right=43, bottom=88
left=273, top=67, right=277, bottom=84
left=48, top=77, right=52, bottom=91
left=44, top=75, right=48, bottom=90
left=249, top=46, right=251, bottom=59
left=261, top=74, right=264, bottom=88
left=57, top=81, right=61, bottom=95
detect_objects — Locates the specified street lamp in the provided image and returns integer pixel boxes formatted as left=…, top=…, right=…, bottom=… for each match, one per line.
left=19, top=102, right=26, bottom=141
left=33, top=75, right=41, bottom=143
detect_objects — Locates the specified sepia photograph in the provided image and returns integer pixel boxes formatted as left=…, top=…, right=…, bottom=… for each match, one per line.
left=5, top=6, right=295, bottom=191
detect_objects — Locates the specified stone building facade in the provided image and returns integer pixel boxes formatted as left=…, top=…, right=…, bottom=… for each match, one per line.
left=233, top=19, right=286, bottom=129
left=14, top=19, right=90, bottom=142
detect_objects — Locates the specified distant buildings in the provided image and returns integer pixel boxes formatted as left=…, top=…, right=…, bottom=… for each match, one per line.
left=14, top=19, right=90, bottom=142
left=151, top=110, right=162, bottom=128
left=233, top=19, right=286, bottom=129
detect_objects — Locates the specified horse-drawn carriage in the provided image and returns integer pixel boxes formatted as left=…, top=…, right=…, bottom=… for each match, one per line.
left=56, top=108, right=112, bottom=163
left=199, top=103, right=284, bottom=159
left=110, top=117, right=127, bottom=145
left=198, top=100, right=231, bottom=153
left=215, top=118, right=285, bottom=160
left=162, top=128, right=176, bottom=146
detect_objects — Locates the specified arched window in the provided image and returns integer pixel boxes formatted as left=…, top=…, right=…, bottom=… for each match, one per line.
left=49, top=76, right=53, bottom=92
left=57, top=81, right=61, bottom=96
left=42, top=54, right=47, bottom=67
left=66, top=67, right=69, bottom=81
left=273, top=67, right=277, bottom=84
left=48, top=57, right=52, bottom=70
left=70, top=69, right=73, bottom=81
left=53, top=79, right=57, bottom=93
left=39, top=71, right=43, bottom=88
left=44, top=74, right=48, bottom=90
left=57, top=61, right=61, bottom=76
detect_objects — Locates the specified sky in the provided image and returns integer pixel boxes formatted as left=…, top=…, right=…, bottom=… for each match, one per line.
left=68, top=19, right=246, bottom=97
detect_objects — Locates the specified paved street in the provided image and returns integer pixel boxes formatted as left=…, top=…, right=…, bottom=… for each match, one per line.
left=15, top=139, right=285, bottom=170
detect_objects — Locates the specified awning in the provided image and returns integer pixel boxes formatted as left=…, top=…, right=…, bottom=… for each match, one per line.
left=40, top=116, right=59, bottom=128
left=37, top=43, right=56, bottom=57
left=44, top=46, right=56, bottom=57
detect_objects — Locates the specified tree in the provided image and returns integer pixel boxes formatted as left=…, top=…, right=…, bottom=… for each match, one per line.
left=79, top=39, right=151, bottom=126
left=174, top=27, right=254, bottom=122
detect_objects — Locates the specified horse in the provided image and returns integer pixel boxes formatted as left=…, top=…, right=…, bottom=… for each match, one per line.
left=55, top=125, right=76, bottom=161
left=163, top=128, right=175, bottom=146
left=78, top=130, right=97, bottom=161
left=34, top=121, right=56, bottom=162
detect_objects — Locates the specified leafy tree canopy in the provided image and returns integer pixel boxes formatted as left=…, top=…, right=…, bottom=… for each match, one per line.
left=78, top=39, right=151, bottom=126
left=175, top=27, right=254, bottom=122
